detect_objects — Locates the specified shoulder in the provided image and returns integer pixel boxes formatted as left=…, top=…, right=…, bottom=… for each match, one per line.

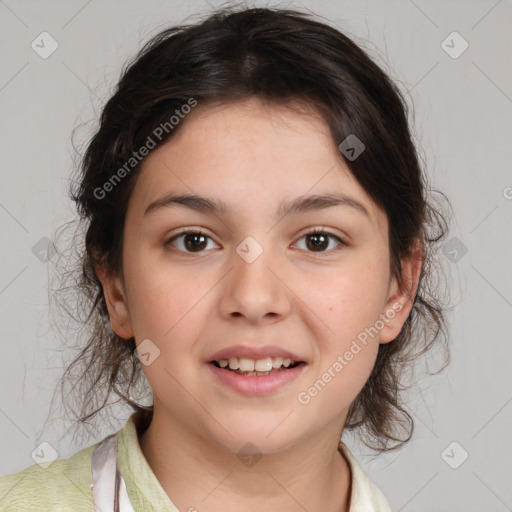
left=0, top=441, right=100, bottom=512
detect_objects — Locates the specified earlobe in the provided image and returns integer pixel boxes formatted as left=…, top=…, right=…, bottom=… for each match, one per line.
left=379, top=243, right=423, bottom=344
left=95, top=264, right=134, bottom=339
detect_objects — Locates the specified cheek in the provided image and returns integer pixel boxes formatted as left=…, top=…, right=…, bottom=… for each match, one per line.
left=123, top=253, right=211, bottom=354
left=126, top=271, right=212, bottom=398
left=310, top=259, right=390, bottom=341
left=298, top=305, right=383, bottom=417
left=305, top=258, right=389, bottom=396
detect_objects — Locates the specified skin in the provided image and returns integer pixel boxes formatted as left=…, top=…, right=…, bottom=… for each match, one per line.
left=97, top=96, right=421, bottom=512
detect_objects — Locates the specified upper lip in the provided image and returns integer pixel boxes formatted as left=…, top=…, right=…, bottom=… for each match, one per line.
left=208, top=344, right=306, bottom=363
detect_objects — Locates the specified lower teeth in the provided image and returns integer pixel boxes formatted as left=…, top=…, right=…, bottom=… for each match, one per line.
left=223, top=366, right=296, bottom=376
left=231, top=369, right=279, bottom=376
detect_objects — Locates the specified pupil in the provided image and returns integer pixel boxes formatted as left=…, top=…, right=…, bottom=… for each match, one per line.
left=185, top=233, right=207, bottom=251
left=307, top=233, right=328, bottom=251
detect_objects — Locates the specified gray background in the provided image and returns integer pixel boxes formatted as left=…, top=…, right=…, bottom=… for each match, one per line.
left=1, top=0, right=511, bottom=510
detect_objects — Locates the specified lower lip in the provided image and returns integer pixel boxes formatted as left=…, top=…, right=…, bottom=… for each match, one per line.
left=207, top=362, right=306, bottom=396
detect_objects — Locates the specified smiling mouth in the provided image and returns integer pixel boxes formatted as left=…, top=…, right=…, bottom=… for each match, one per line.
left=209, top=360, right=303, bottom=377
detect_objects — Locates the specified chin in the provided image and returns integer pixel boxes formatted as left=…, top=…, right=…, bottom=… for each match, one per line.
left=209, top=419, right=302, bottom=455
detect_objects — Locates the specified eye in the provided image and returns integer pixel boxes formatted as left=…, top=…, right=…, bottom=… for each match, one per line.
left=294, top=228, right=346, bottom=253
left=165, top=229, right=219, bottom=253
left=165, top=227, right=346, bottom=254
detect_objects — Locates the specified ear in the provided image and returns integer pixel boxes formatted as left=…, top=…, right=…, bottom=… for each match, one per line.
left=379, top=241, right=423, bottom=344
left=95, top=264, right=134, bottom=339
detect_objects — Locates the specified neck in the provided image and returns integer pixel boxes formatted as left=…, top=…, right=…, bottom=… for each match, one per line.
left=138, top=411, right=352, bottom=512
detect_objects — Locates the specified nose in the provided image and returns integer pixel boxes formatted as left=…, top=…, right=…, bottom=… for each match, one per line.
left=218, top=239, right=292, bottom=325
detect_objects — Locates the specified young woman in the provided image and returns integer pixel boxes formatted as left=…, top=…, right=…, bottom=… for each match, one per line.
left=0, top=6, right=448, bottom=511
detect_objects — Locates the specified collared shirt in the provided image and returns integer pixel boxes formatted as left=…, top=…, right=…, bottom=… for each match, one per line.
left=0, top=412, right=392, bottom=511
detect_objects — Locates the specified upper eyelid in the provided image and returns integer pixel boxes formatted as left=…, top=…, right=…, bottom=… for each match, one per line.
left=167, top=226, right=344, bottom=239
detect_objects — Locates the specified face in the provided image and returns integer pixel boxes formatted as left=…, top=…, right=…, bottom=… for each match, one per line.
left=98, top=96, right=418, bottom=454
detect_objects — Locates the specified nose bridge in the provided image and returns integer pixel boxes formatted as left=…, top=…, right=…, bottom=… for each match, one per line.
left=221, top=234, right=290, bottom=321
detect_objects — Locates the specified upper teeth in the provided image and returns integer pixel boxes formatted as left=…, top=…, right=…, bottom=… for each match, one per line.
left=216, top=356, right=294, bottom=371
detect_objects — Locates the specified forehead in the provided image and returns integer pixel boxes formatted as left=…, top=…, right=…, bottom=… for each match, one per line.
left=129, top=97, right=386, bottom=228
left=151, top=97, right=337, bottom=170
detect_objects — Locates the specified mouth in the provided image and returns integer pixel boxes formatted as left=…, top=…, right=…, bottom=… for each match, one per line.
left=207, top=356, right=307, bottom=396
left=206, top=345, right=308, bottom=394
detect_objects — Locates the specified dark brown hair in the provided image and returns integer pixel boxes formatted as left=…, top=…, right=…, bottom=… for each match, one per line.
left=51, top=5, right=450, bottom=452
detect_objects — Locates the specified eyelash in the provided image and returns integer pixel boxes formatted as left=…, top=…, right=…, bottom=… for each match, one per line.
left=165, top=227, right=346, bottom=255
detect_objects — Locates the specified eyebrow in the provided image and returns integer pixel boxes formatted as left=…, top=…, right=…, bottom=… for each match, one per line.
left=144, top=192, right=370, bottom=219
